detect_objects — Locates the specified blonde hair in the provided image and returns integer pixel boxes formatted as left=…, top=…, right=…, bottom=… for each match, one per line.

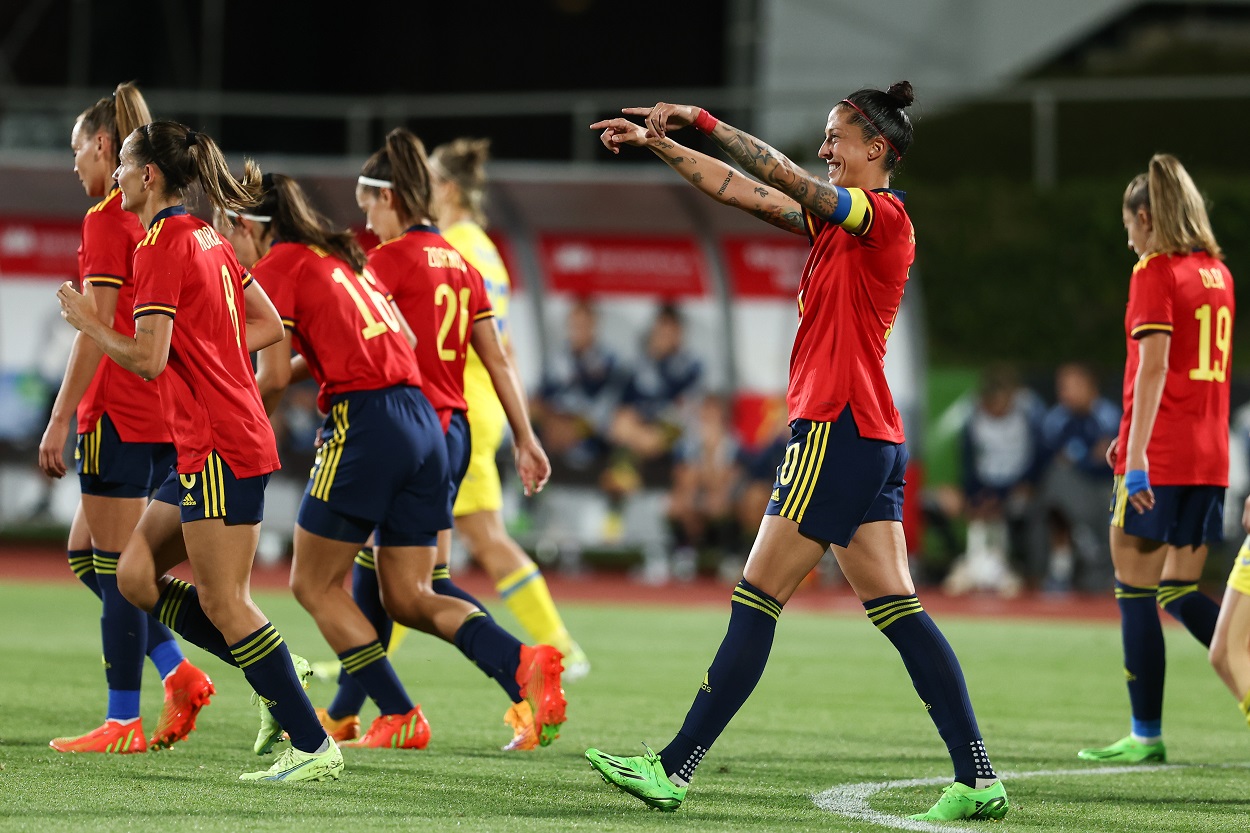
left=78, top=81, right=152, bottom=167
left=431, top=137, right=491, bottom=227
left=1123, top=154, right=1223, bottom=260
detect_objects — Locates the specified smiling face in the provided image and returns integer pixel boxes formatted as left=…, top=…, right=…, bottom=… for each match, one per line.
left=71, top=117, right=113, bottom=198
left=113, top=132, right=148, bottom=216
left=818, top=106, right=884, bottom=189
left=356, top=185, right=403, bottom=242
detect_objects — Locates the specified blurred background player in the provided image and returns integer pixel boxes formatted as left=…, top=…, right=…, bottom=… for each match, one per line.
left=584, top=84, right=1007, bottom=822
left=1078, top=154, right=1234, bottom=765
left=1210, top=499, right=1250, bottom=729
left=57, top=121, right=341, bottom=782
left=39, top=82, right=212, bottom=754
left=428, top=137, right=590, bottom=680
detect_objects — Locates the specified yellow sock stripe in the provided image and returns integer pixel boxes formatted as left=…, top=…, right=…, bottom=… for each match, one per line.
left=158, top=579, right=191, bottom=629
left=68, top=554, right=95, bottom=577
left=1156, top=584, right=1199, bottom=607
left=497, top=563, right=540, bottom=597
left=354, top=549, right=376, bottom=569
left=791, top=421, right=830, bottom=522
left=432, top=565, right=452, bottom=582
left=780, top=422, right=822, bottom=517
left=92, top=552, right=120, bottom=576
left=732, top=585, right=782, bottom=618
left=872, top=604, right=924, bottom=630
left=731, top=590, right=781, bottom=621
left=341, top=642, right=388, bottom=674
left=232, top=626, right=284, bottom=668
left=866, top=597, right=924, bottom=625
left=1115, top=586, right=1158, bottom=600
left=463, top=610, right=487, bottom=626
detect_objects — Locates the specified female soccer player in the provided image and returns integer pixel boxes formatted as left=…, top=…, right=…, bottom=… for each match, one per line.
left=1210, top=502, right=1250, bottom=726
left=583, top=84, right=1008, bottom=821
left=314, top=128, right=565, bottom=751
left=57, top=121, right=340, bottom=783
left=39, top=82, right=212, bottom=754
left=1078, top=154, right=1234, bottom=764
left=428, top=137, right=590, bottom=682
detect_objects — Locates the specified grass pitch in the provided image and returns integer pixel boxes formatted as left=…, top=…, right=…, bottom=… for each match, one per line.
left=2, top=580, right=1248, bottom=832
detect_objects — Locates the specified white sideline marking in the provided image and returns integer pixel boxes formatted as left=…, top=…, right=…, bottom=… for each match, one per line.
left=811, top=765, right=1180, bottom=832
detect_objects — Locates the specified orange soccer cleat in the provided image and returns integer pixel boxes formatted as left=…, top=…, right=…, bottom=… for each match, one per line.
left=342, top=705, right=430, bottom=750
left=501, top=701, right=539, bottom=751
left=149, top=659, right=215, bottom=749
left=516, top=644, right=566, bottom=747
left=316, top=707, right=362, bottom=742
left=50, top=720, right=148, bottom=753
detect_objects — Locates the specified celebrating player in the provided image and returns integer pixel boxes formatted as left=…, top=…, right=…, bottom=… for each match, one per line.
left=57, top=122, right=341, bottom=783
left=40, top=83, right=213, bottom=754
left=583, top=84, right=1008, bottom=821
left=428, top=137, right=590, bottom=682
left=1078, top=154, right=1234, bottom=764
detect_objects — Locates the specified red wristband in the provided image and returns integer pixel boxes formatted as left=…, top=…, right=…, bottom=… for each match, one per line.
left=693, top=108, right=719, bottom=134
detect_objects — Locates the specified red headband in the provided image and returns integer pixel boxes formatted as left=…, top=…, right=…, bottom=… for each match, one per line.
left=840, top=99, right=903, bottom=162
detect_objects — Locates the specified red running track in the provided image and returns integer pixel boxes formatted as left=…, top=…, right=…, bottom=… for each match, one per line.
left=0, top=543, right=1125, bottom=622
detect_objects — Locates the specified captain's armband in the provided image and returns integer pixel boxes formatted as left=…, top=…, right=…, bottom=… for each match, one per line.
left=827, top=187, right=871, bottom=234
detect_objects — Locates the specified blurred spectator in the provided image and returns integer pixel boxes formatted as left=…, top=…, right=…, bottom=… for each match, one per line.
left=945, top=364, right=1044, bottom=596
left=530, top=299, right=624, bottom=480
left=1030, top=363, right=1120, bottom=593
left=666, top=393, right=741, bottom=581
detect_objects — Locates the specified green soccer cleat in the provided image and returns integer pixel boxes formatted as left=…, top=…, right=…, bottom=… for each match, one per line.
left=586, top=743, right=687, bottom=812
left=909, top=781, right=1009, bottom=821
left=1077, top=736, right=1166, bottom=763
left=252, top=653, right=313, bottom=756
left=239, top=738, right=343, bottom=783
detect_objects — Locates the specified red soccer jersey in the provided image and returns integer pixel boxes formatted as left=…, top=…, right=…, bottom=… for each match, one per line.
left=366, top=226, right=493, bottom=426
left=250, top=242, right=422, bottom=414
left=1115, top=250, right=1235, bottom=485
left=787, top=190, right=913, bottom=442
left=131, top=208, right=280, bottom=478
left=75, top=188, right=172, bottom=443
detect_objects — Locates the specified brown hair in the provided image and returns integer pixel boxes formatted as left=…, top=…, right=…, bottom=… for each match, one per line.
left=430, top=137, right=491, bottom=227
left=78, top=81, right=152, bottom=167
left=1123, top=154, right=1223, bottom=260
left=129, top=121, right=262, bottom=214
left=838, top=80, right=915, bottom=173
left=360, top=127, right=432, bottom=225
left=252, top=173, right=366, bottom=271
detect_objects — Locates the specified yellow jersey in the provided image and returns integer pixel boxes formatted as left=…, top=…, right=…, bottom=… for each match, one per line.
left=441, top=220, right=510, bottom=424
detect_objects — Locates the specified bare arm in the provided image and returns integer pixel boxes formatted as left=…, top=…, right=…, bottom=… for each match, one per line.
left=58, top=281, right=172, bottom=381
left=1123, top=333, right=1169, bottom=512
left=255, top=328, right=293, bottom=416
left=243, top=279, right=284, bottom=352
left=470, top=318, right=551, bottom=496
left=39, top=284, right=118, bottom=477
left=392, top=300, right=417, bottom=349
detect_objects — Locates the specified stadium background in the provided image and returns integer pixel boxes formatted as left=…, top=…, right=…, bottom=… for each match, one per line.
left=1, top=0, right=1250, bottom=585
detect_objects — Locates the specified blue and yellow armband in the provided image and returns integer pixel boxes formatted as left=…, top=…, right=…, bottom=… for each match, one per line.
left=828, top=187, right=871, bottom=233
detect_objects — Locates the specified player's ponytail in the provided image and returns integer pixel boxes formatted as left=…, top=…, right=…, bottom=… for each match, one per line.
left=430, top=137, right=491, bottom=227
left=360, top=127, right=433, bottom=225
left=256, top=173, right=367, bottom=272
left=838, top=80, right=915, bottom=173
left=132, top=121, right=263, bottom=214
left=79, top=81, right=152, bottom=168
left=1123, top=154, right=1223, bottom=259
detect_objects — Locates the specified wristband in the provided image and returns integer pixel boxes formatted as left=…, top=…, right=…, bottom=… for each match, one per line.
left=693, top=108, right=719, bottom=134
left=1125, top=469, right=1151, bottom=497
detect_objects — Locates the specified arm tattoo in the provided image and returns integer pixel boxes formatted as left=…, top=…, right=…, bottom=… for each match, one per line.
left=717, top=171, right=734, bottom=196
left=717, top=126, right=837, bottom=216
left=692, top=172, right=703, bottom=184
left=754, top=186, right=769, bottom=198
left=137, top=326, right=155, bottom=336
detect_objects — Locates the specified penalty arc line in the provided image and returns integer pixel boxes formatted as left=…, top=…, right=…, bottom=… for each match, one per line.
left=811, top=764, right=1184, bottom=832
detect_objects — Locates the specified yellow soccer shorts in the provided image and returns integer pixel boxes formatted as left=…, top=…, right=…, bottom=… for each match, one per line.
left=454, top=390, right=507, bottom=517
left=1228, top=535, right=1250, bottom=597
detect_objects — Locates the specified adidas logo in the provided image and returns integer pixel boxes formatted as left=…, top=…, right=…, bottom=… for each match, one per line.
left=181, top=494, right=197, bottom=507
left=770, top=489, right=780, bottom=502
left=700, top=673, right=712, bottom=694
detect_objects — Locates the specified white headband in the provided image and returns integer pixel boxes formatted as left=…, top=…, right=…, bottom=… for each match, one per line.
left=225, top=209, right=273, bottom=223
left=358, top=175, right=394, bottom=189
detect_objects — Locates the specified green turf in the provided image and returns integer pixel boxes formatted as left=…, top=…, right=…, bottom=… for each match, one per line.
left=2, top=581, right=1248, bottom=832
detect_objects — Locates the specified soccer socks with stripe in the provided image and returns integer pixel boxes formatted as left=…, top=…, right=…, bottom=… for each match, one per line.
left=231, top=624, right=324, bottom=753
left=153, top=579, right=237, bottom=666
left=1116, top=581, right=1165, bottom=740
left=94, top=550, right=145, bottom=720
left=433, top=563, right=493, bottom=613
left=1157, top=580, right=1219, bottom=648
left=338, top=641, right=414, bottom=716
left=659, top=580, right=782, bottom=785
left=327, top=555, right=389, bottom=720
left=68, top=548, right=100, bottom=597
left=496, top=563, right=574, bottom=655
left=453, top=611, right=523, bottom=702
left=866, top=594, right=997, bottom=788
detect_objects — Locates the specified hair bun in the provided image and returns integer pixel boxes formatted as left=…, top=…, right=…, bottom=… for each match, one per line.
left=885, top=81, right=914, bottom=108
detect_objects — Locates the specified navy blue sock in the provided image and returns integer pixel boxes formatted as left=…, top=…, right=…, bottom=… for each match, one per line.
left=434, top=563, right=493, bottom=617
left=1117, top=581, right=1165, bottom=738
left=659, top=580, right=781, bottom=784
left=1158, top=580, right=1219, bottom=648
left=453, top=612, right=523, bottom=701
left=154, top=579, right=237, bottom=666
left=327, top=555, right=388, bottom=720
left=69, top=549, right=100, bottom=597
left=339, top=641, right=414, bottom=716
left=866, top=594, right=996, bottom=787
left=94, top=551, right=146, bottom=711
left=231, top=623, right=324, bottom=753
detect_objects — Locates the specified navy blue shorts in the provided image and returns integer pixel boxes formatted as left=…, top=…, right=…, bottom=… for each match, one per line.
left=152, top=452, right=268, bottom=525
left=445, top=410, right=472, bottom=515
left=764, top=409, right=908, bottom=548
left=297, top=386, right=450, bottom=547
left=1109, top=475, right=1224, bottom=548
left=76, top=414, right=176, bottom=499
